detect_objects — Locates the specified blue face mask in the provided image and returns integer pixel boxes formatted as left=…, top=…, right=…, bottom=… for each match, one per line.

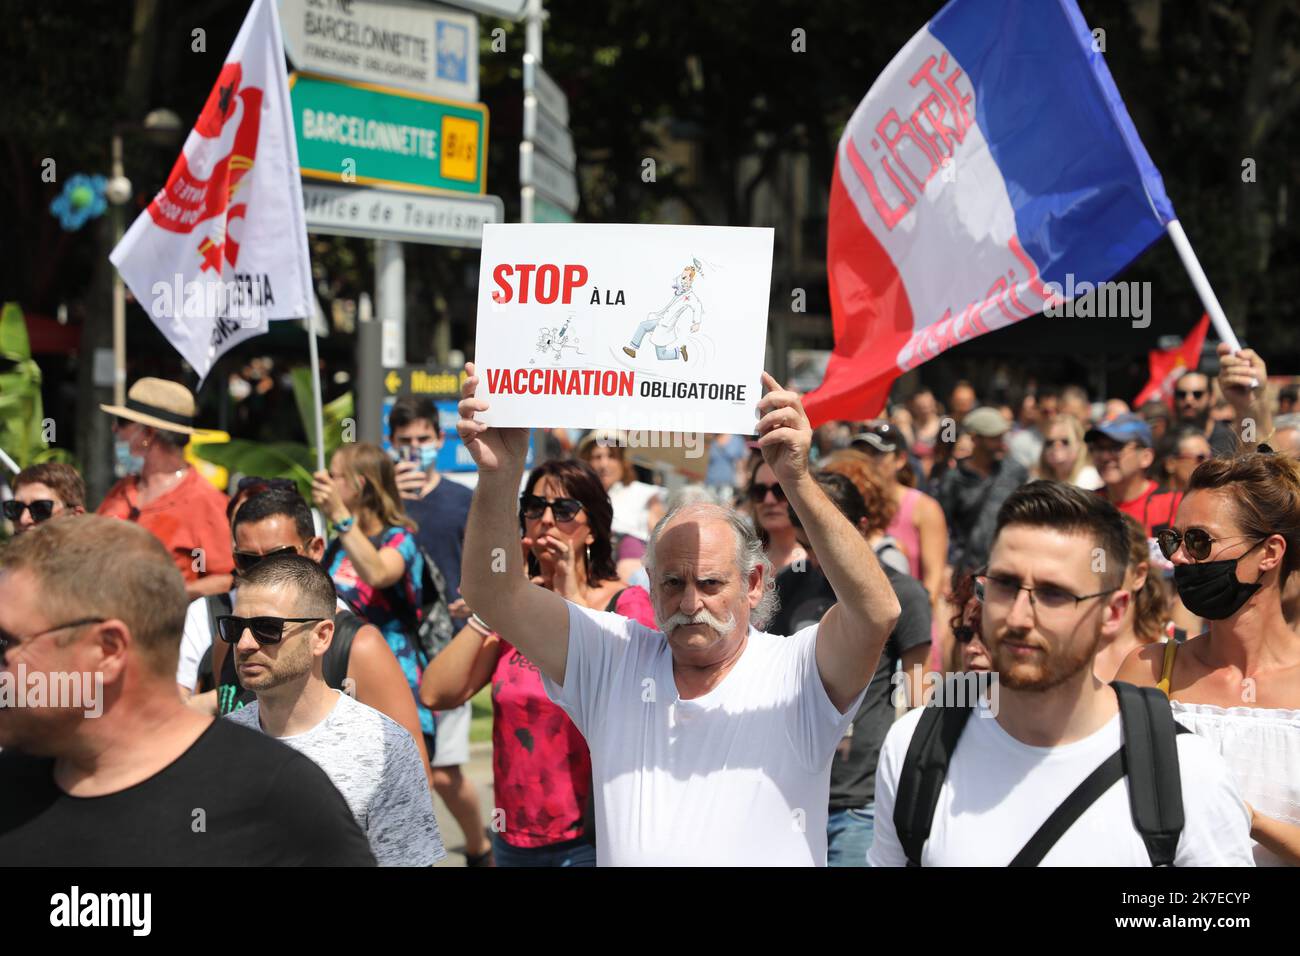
left=115, top=440, right=143, bottom=477
left=416, top=444, right=440, bottom=470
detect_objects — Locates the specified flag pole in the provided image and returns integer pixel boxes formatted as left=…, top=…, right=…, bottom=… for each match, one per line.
left=307, top=322, right=327, bottom=473
left=1165, top=220, right=1256, bottom=387
left=0, top=445, right=19, bottom=475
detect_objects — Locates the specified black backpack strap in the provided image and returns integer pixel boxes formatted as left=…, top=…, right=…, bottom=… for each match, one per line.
left=1113, top=681, right=1188, bottom=867
left=205, top=592, right=233, bottom=643
left=324, top=611, right=362, bottom=690
left=1008, top=750, right=1126, bottom=866
left=1009, top=683, right=1188, bottom=867
left=893, top=698, right=973, bottom=867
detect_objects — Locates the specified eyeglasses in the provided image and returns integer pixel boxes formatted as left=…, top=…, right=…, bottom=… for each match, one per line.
left=1175, top=452, right=1210, bottom=463
left=1175, top=389, right=1206, bottom=401
left=975, top=574, right=1117, bottom=612
left=1155, top=528, right=1265, bottom=563
left=215, top=615, right=326, bottom=646
left=233, top=545, right=300, bottom=574
left=2, top=499, right=57, bottom=523
left=0, top=617, right=105, bottom=662
left=748, top=482, right=787, bottom=504
left=1086, top=439, right=1136, bottom=457
left=953, top=624, right=977, bottom=643
left=1044, top=438, right=1072, bottom=449
left=519, top=494, right=584, bottom=522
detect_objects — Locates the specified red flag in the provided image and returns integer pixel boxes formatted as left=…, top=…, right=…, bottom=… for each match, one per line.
left=1133, top=313, right=1210, bottom=407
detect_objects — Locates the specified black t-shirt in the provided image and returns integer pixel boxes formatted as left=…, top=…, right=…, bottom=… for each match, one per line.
left=0, top=718, right=376, bottom=866
left=772, top=562, right=932, bottom=810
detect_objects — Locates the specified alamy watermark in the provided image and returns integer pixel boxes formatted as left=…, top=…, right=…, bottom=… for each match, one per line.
left=1042, top=274, right=1150, bottom=329
left=891, top=668, right=1000, bottom=715
left=0, top=665, right=103, bottom=718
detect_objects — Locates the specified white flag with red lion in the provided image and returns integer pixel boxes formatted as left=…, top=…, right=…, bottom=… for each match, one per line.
left=110, top=0, right=312, bottom=383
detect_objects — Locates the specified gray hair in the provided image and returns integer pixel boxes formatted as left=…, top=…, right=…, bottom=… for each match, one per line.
left=643, top=500, right=779, bottom=630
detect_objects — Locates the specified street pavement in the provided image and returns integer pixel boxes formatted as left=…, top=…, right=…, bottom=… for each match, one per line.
left=432, top=741, right=496, bottom=867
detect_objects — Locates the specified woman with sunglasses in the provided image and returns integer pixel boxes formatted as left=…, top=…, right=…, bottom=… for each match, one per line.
left=312, top=443, right=435, bottom=755
left=4, top=463, right=86, bottom=536
left=745, top=455, right=807, bottom=573
left=1117, top=453, right=1300, bottom=865
left=944, top=569, right=990, bottom=676
left=419, top=459, right=654, bottom=866
left=1032, top=414, right=1102, bottom=490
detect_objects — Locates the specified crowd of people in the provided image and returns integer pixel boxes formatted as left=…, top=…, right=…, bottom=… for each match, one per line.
left=0, top=340, right=1297, bottom=867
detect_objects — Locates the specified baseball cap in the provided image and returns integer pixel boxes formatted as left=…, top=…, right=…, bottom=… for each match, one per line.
left=962, top=407, right=1010, bottom=438
left=850, top=421, right=902, bottom=453
left=1085, top=413, right=1153, bottom=448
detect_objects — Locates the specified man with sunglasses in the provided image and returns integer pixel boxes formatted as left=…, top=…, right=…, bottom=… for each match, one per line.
left=5, top=462, right=86, bottom=535
left=1085, top=413, right=1160, bottom=530
left=868, top=481, right=1252, bottom=866
left=0, top=516, right=376, bottom=865
left=222, top=554, right=445, bottom=866
left=1173, top=370, right=1236, bottom=457
left=179, top=488, right=435, bottom=787
left=457, top=365, right=902, bottom=865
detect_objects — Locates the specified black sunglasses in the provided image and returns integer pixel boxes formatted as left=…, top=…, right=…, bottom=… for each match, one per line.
left=1156, top=528, right=1264, bottom=563
left=215, top=615, right=326, bottom=645
left=2, top=499, right=56, bottom=522
left=1175, top=389, right=1206, bottom=400
left=748, top=481, right=787, bottom=504
left=232, top=545, right=299, bottom=574
left=520, top=494, right=584, bottom=522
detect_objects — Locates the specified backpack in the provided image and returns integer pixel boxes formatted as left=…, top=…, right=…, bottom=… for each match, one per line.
left=892, top=680, right=1190, bottom=867
left=206, top=593, right=365, bottom=714
left=323, top=531, right=456, bottom=663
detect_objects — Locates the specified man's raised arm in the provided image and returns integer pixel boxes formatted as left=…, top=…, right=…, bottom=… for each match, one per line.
left=756, top=373, right=901, bottom=712
left=457, top=363, right=571, bottom=685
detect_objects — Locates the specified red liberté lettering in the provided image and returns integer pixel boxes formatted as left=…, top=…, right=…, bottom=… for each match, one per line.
left=845, top=51, right=975, bottom=231
left=491, top=263, right=590, bottom=304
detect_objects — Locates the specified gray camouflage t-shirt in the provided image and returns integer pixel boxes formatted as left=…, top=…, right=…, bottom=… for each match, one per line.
left=226, top=691, right=445, bottom=866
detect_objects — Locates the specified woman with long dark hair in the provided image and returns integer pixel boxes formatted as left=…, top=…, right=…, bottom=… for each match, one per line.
left=420, top=459, right=654, bottom=866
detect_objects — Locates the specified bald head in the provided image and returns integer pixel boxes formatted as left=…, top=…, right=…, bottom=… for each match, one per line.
left=645, top=501, right=777, bottom=631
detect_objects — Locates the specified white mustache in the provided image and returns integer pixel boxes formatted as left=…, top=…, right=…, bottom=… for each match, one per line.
left=659, top=608, right=736, bottom=637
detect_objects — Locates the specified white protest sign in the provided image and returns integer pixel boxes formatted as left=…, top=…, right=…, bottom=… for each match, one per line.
left=473, top=224, right=774, bottom=435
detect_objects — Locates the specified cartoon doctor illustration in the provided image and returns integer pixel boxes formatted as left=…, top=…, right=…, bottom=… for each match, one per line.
left=623, top=258, right=705, bottom=362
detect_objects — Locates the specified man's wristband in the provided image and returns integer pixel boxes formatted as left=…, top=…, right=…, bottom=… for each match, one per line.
left=331, top=514, right=356, bottom=535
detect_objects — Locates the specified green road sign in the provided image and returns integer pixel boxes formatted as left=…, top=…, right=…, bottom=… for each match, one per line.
left=289, top=72, right=488, bottom=196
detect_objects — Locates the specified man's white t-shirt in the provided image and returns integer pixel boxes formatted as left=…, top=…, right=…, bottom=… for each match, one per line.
left=868, top=697, right=1255, bottom=867
left=542, top=602, right=864, bottom=866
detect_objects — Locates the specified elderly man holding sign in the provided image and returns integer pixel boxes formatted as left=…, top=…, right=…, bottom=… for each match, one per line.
left=457, top=363, right=900, bottom=866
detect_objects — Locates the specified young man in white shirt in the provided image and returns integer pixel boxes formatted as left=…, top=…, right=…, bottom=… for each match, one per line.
left=222, top=553, right=445, bottom=867
left=456, top=365, right=901, bottom=865
left=869, top=480, right=1254, bottom=866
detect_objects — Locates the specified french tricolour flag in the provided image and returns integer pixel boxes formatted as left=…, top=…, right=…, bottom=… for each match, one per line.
left=804, top=0, right=1176, bottom=425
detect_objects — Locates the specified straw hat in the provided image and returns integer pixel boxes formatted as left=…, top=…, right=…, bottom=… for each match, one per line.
left=100, top=377, right=197, bottom=435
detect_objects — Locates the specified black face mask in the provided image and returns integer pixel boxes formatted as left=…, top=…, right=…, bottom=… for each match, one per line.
left=1173, top=539, right=1265, bottom=620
